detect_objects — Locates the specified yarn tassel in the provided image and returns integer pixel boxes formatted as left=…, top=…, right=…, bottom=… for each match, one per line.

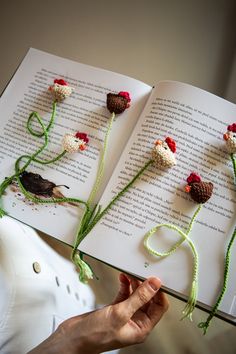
left=182, top=280, right=198, bottom=320
left=73, top=253, right=94, bottom=283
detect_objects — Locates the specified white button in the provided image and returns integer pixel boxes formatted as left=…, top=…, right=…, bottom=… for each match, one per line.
left=32, top=262, right=41, bottom=273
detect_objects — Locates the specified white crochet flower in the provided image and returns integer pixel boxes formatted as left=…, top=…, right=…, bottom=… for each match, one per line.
left=62, top=134, right=86, bottom=153
left=152, top=139, right=176, bottom=168
left=48, top=79, right=72, bottom=101
left=224, top=131, right=236, bottom=154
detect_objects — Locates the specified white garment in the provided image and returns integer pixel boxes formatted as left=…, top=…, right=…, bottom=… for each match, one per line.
left=0, top=216, right=95, bottom=354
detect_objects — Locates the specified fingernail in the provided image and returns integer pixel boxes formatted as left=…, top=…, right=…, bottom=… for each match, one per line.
left=148, top=278, right=161, bottom=291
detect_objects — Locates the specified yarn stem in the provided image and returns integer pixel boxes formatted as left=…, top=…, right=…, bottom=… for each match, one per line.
left=198, top=154, right=236, bottom=334
left=78, top=159, right=153, bottom=243
left=87, top=112, right=115, bottom=206
left=231, top=154, right=236, bottom=182
left=16, top=151, right=67, bottom=166
left=27, top=101, right=57, bottom=137
left=198, top=227, right=236, bottom=333
left=72, top=112, right=116, bottom=275
left=70, top=159, right=153, bottom=282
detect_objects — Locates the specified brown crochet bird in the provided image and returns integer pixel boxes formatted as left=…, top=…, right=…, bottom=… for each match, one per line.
left=106, top=91, right=131, bottom=114
left=185, top=172, right=213, bottom=204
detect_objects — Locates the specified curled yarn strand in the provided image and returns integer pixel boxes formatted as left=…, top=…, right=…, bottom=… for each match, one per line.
left=144, top=205, right=202, bottom=320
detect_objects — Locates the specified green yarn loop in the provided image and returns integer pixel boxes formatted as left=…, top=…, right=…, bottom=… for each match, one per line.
left=144, top=204, right=202, bottom=320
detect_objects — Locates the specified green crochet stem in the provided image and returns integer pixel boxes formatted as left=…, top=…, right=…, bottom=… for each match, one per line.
left=231, top=153, right=236, bottom=182
left=144, top=204, right=202, bottom=320
left=70, top=113, right=116, bottom=280
left=0, top=102, right=57, bottom=215
left=198, top=153, right=236, bottom=334
left=87, top=112, right=115, bottom=206
left=77, top=159, right=154, bottom=245
left=73, top=112, right=116, bottom=250
left=198, top=227, right=236, bottom=334
left=27, top=101, right=57, bottom=137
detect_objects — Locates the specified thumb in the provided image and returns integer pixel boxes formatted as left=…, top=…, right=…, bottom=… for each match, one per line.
left=119, top=277, right=162, bottom=319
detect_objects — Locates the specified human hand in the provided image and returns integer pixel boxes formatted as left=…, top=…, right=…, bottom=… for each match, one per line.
left=28, top=274, right=169, bottom=354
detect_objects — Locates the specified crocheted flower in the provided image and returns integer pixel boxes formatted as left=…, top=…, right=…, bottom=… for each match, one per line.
left=106, top=91, right=131, bottom=114
left=48, top=78, right=73, bottom=101
left=62, top=132, right=88, bottom=153
left=152, top=137, right=177, bottom=168
left=223, top=123, right=236, bottom=154
left=185, top=172, right=213, bottom=203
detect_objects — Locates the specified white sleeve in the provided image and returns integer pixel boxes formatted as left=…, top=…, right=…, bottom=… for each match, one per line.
left=0, top=216, right=95, bottom=354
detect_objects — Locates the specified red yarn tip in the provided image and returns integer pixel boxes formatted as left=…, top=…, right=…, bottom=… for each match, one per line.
left=118, top=91, right=131, bottom=102
left=165, top=137, right=176, bottom=153
left=75, top=132, right=89, bottom=143
left=227, top=123, right=236, bottom=132
left=54, top=79, right=68, bottom=86
left=186, top=172, right=201, bottom=184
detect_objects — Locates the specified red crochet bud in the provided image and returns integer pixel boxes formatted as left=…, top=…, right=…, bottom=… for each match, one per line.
left=187, top=172, right=202, bottom=185
left=227, top=123, right=236, bottom=132
left=54, top=79, right=68, bottom=86
left=75, top=132, right=89, bottom=143
left=118, top=91, right=131, bottom=102
left=165, top=137, right=176, bottom=153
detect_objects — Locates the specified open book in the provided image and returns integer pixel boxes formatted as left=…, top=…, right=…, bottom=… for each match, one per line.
left=0, top=48, right=236, bottom=323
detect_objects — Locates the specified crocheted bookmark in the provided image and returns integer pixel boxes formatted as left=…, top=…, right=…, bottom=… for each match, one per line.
left=0, top=79, right=96, bottom=283
left=72, top=91, right=131, bottom=281
left=76, top=91, right=131, bottom=236
left=144, top=172, right=213, bottom=320
left=76, top=136, right=177, bottom=247
left=198, top=123, right=236, bottom=334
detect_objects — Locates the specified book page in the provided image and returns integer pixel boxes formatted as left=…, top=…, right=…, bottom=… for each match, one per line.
left=80, top=81, right=236, bottom=316
left=0, top=48, right=151, bottom=244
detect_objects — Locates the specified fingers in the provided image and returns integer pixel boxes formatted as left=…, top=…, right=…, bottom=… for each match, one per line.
left=146, top=290, right=169, bottom=326
left=112, top=273, right=131, bottom=304
left=112, top=274, right=142, bottom=304
left=129, top=276, right=142, bottom=294
left=119, top=277, right=162, bottom=320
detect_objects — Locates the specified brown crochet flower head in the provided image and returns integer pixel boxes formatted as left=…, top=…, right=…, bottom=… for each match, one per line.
left=106, top=91, right=131, bottom=114
left=185, top=172, right=213, bottom=204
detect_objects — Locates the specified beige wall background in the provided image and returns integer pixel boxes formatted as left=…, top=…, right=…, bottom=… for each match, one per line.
left=0, top=0, right=236, bottom=101
left=1, top=1, right=236, bottom=353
